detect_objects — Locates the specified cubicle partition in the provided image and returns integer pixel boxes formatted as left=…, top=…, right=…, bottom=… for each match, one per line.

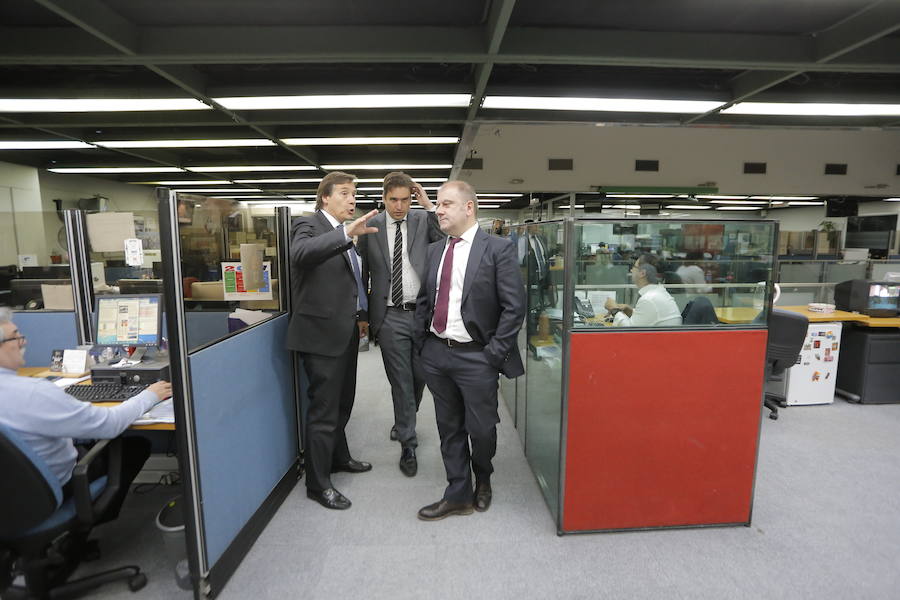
left=159, top=191, right=300, bottom=598
left=513, top=217, right=776, bottom=534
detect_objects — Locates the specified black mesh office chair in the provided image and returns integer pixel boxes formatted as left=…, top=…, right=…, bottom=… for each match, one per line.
left=681, top=296, right=721, bottom=325
left=0, top=424, right=146, bottom=599
left=763, top=309, right=809, bottom=420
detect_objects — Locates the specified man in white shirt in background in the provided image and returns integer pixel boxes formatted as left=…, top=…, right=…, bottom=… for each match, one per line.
left=605, top=256, right=683, bottom=327
left=0, top=307, right=171, bottom=520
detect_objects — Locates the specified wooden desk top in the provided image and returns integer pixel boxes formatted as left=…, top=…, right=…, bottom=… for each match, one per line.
left=776, top=305, right=865, bottom=323
left=851, top=315, right=900, bottom=328
left=17, top=367, right=175, bottom=431
left=714, top=307, right=761, bottom=324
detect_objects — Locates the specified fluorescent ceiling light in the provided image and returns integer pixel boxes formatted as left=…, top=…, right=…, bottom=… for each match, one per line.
left=172, top=188, right=262, bottom=192
left=479, top=193, right=524, bottom=197
left=559, top=205, right=586, bottom=209
left=322, top=164, right=452, bottom=170
left=665, top=205, right=713, bottom=209
left=134, top=180, right=232, bottom=185
left=286, top=195, right=318, bottom=199
left=611, top=204, right=641, bottom=209
left=695, top=195, right=747, bottom=200
left=716, top=206, right=761, bottom=211
left=187, top=165, right=317, bottom=172
left=787, top=201, right=825, bottom=206
left=710, top=200, right=772, bottom=205
left=97, top=139, right=275, bottom=148
left=48, top=166, right=184, bottom=173
left=0, top=140, right=94, bottom=149
left=482, top=96, right=722, bottom=113
left=606, top=194, right=674, bottom=199
left=749, top=196, right=819, bottom=200
left=210, top=195, right=280, bottom=199
left=723, top=102, right=900, bottom=116
left=281, top=136, right=458, bottom=145
left=883, top=198, right=900, bottom=202
left=235, top=178, right=323, bottom=184
left=0, top=98, right=210, bottom=112
left=215, top=94, right=471, bottom=110
left=358, top=177, right=448, bottom=183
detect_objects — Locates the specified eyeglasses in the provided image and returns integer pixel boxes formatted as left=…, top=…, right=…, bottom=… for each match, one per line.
left=1, top=335, right=26, bottom=346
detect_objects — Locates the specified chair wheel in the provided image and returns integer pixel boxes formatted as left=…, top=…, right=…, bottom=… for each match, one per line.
left=128, top=572, right=147, bottom=592
left=769, top=412, right=778, bottom=420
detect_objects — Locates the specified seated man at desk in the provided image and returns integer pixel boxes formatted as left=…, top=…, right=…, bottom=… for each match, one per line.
left=0, top=307, right=171, bottom=520
left=604, top=257, right=683, bottom=327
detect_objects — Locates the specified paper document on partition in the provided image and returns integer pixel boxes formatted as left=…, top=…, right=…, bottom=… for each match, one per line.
left=587, top=290, right=617, bottom=316
left=134, top=399, right=175, bottom=424
left=85, top=212, right=136, bottom=252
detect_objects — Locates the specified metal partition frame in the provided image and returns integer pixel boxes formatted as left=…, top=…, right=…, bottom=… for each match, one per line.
left=63, top=209, right=93, bottom=344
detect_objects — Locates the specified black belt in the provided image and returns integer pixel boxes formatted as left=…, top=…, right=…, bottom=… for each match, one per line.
left=429, top=332, right=483, bottom=350
left=389, top=302, right=416, bottom=311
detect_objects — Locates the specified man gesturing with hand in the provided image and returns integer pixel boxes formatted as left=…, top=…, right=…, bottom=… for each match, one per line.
left=286, top=171, right=379, bottom=510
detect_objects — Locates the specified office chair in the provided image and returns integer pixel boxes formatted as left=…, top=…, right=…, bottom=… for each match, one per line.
left=681, top=296, right=720, bottom=325
left=662, top=271, right=685, bottom=294
left=762, top=309, right=809, bottom=420
left=0, top=424, right=146, bottom=599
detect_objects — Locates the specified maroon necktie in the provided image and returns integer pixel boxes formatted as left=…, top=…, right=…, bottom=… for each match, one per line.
left=432, top=237, right=461, bottom=333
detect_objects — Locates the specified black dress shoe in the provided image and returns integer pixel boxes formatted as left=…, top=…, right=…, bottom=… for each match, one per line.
left=331, top=458, right=372, bottom=473
left=390, top=426, right=398, bottom=441
left=474, top=481, right=492, bottom=512
left=399, top=447, right=417, bottom=477
left=417, top=499, right=474, bottom=521
left=306, top=487, right=351, bottom=510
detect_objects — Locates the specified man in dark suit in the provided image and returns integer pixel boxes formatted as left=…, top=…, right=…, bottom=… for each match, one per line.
left=357, top=172, right=444, bottom=477
left=286, top=171, right=379, bottom=510
left=413, top=181, right=526, bottom=520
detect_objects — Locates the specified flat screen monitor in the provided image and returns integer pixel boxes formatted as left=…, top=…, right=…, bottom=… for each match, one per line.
left=867, top=283, right=900, bottom=316
left=95, top=294, right=162, bottom=347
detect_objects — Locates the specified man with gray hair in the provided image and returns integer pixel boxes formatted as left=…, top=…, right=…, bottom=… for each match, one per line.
left=604, top=255, right=683, bottom=327
left=0, top=307, right=171, bottom=519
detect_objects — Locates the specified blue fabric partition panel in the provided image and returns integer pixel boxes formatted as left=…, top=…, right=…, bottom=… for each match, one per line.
left=187, top=314, right=296, bottom=567
left=13, top=311, right=78, bottom=367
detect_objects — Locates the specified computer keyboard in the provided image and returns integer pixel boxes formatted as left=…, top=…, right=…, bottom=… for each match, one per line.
left=65, top=383, right=149, bottom=403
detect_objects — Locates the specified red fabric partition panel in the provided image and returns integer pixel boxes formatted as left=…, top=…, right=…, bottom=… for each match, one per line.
left=562, top=329, right=767, bottom=532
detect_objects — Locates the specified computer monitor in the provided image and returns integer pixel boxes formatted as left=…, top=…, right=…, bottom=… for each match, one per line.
left=95, top=294, right=163, bottom=347
left=834, top=279, right=900, bottom=317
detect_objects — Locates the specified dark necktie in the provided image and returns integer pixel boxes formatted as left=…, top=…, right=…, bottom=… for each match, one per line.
left=340, top=225, right=368, bottom=313
left=391, top=219, right=404, bottom=306
left=432, top=237, right=461, bottom=333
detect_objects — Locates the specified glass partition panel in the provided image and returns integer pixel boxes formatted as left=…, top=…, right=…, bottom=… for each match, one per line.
left=824, top=261, right=867, bottom=283
left=174, top=194, right=283, bottom=351
left=871, top=261, right=900, bottom=281
left=524, top=221, right=565, bottom=518
left=0, top=185, right=74, bottom=310
left=573, top=219, right=776, bottom=327
left=778, top=261, right=824, bottom=283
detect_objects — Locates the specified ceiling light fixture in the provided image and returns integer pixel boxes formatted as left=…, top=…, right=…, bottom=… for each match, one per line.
left=48, top=167, right=184, bottom=173
left=187, top=165, right=317, bottom=172
left=235, top=178, right=323, bottom=184
left=172, top=188, right=262, bottom=192
left=709, top=200, right=772, bottom=204
left=716, top=206, right=761, bottom=211
left=0, top=141, right=94, bottom=149
left=883, top=198, right=900, bottom=202
left=134, top=180, right=232, bottom=185
left=482, top=96, right=722, bottom=114
left=215, top=94, right=472, bottom=110
left=281, top=137, right=459, bottom=145
left=321, top=164, right=452, bottom=170
left=610, top=204, right=641, bottom=209
left=210, top=195, right=281, bottom=199
left=0, top=98, right=210, bottom=112
left=97, top=139, right=275, bottom=148
left=606, top=194, right=675, bottom=199
left=695, top=195, right=748, bottom=200
left=749, top=196, right=819, bottom=200
left=665, top=205, right=713, bottom=209
left=285, top=195, right=318, bottom=199
left=723, top=102, right=900, bottom=116
left=787, top=201, right=826, bottom=206
left=478, top=193, right=524, bottom=197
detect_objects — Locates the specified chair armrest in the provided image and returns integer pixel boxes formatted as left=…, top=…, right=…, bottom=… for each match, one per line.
left=70, top=438, right=123, bottom=526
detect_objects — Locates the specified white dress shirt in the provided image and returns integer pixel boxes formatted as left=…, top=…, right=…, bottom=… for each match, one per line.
left=430, top=222, right=479, bottom=342
left=676, top=264, right=712, bottom=293
left=386, top=216, right=422, bottom=305
left=614, top=284, right=683, bottom=327
left=320, top=209, right=363, bottom=310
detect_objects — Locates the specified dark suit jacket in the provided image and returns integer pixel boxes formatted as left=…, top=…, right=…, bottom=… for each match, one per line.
left=357, top=209, right=443, bottom=337
left=286, top=210, right=363, bottom=357
left=414, top=228, right=526, bottom=378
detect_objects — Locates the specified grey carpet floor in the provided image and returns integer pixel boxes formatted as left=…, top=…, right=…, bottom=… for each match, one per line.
left=71, top=345, right=900, bottom=599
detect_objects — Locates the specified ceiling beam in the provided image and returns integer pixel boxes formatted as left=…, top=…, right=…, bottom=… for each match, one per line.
left=685, top=0, right=900, bottom=124
left=23, top=0, right=321, bottom=169
left=2, top=26, right=900, bottom=72
left=453, top=0, right=516, bottom=180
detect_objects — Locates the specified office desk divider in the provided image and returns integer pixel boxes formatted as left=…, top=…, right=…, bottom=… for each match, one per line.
left=12, top=310, right=78, bottom=367
left=508, top=217, right=776, bottom=534
left=160, top=190, right=300, bottom=598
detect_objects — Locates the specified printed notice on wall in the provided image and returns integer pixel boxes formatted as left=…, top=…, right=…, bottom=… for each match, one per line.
left=221, top=261, right=273, bottom=301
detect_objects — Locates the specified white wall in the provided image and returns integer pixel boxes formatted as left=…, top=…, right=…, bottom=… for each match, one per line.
left=0, top=161, right=44, bottom=265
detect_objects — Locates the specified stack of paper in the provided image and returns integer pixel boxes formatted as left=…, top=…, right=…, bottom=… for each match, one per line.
left=134, top=399, right=175, bottom=425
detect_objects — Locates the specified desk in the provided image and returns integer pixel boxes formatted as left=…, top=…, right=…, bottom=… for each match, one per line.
left=776, top=306, right=866, bottom=323
left=17, top=367, right=175, bottom=431
left=715, top=307, right=761, bottom=323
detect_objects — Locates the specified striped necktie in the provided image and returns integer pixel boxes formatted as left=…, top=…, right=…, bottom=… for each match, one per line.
left=391, top=219, right=404, bottom=306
